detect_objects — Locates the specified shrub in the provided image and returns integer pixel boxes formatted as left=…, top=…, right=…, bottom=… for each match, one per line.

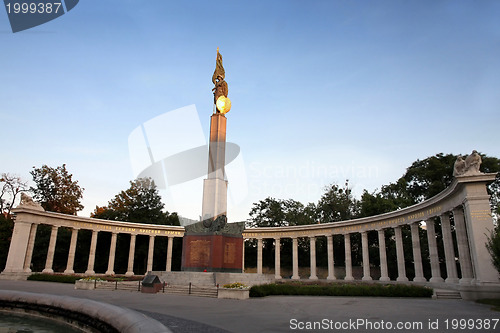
left=223, top=282, right=248, bottom=289
left=27, top=273, right=79, bottom=284
left=249, top=282, right=433, bottom=298
left=476, top=299, right=500, bottom=312
left=486, top=225, right=500, bottom=274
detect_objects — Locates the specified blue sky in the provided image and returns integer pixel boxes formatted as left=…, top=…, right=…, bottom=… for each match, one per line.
left=1, top=0, right=499, bottom=221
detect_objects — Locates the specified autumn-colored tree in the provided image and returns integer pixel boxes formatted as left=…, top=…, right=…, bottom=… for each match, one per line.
left=30, top=164, right=84, bottom=215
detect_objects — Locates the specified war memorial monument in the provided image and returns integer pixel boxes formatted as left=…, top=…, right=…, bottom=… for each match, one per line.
left=1, top=50, right=500, bottom=300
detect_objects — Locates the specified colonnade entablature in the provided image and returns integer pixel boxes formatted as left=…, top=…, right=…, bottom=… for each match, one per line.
left=2, top=173, right=499, bottom=290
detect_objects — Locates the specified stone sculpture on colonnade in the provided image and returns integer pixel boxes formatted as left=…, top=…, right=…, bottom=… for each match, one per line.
left=454, top=150, right=483, bottom=177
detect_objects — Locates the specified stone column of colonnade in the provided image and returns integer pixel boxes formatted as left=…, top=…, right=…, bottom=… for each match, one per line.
left=251, top=215, right=467, bottom=284
left=23, top=223, right=39, bottom=272
left=42, top=225, right=59, bottom=274
left=64, top=228, right=79, bottom=274
left=4, top=221, right=180, bottom=276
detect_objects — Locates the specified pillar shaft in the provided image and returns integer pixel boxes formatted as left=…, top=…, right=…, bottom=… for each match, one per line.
left=410, top=223, right=426, bottom=282
left=344, top=234, right=354, bottom=281
left=426, top=219, right=444, bottom=283
left=23, top=223, right=38, bottom=273
left=326, top=235, right=336, bottom=280
left=441, top=213, right=459, bottom=283
left=378, top=229, right=390, bottom=281
left=394, top=226, right=408, bottom=282
left=201, top=113, right=228, bottom=219
left=105, top=232, right=118, bottom=275
left=146, top=235, right=155, bottom=273
left=361, top=231, right=372, bottom=281
left=309, top=237, right=318, bottom=280
left=257, top=238, right=263, bottom=274
left=42, top=225, right=59, bottom=274
left=166, top=236, right=173, bottom=272
left=125, top=234, right=136, bottom=276
left=64, top=228, right=79, bottom=274
left=85, top=230, right=98, bottom=275
left=274, top=238, right=281, bottom=279
left=242, top=239, right=245, bottom=272
left=292, top=237, right=299, bottom=280
left=453, top=207, right=473, bottom=283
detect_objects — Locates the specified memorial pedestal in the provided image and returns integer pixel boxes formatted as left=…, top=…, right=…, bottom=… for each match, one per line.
left=182, top=234, right=243, bottom=272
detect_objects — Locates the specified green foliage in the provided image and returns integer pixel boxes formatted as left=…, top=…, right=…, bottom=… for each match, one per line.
left=476, top=299, right=500, bottom=312
left=0, top=215, right=14, bottom=271
left=27, top=273, right=80, bottom=284
left=249, top=282, right=433, bottom=298
left=317, top=181, right=359, bottom=222
left=486, top=224, right=500, bottom=274
left=403, top=153, right=456, bottom=203
left=92, top=178, right=179, bottom=226
left=248, top=197, right=316, bottom=228
left=30, top=164, right=84, bottom=214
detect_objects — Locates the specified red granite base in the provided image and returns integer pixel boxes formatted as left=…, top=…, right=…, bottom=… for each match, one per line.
left=181, top=234, right=243, bottom=272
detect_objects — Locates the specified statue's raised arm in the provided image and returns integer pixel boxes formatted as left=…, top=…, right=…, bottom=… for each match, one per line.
left=212, top=48, right=225, bottom=84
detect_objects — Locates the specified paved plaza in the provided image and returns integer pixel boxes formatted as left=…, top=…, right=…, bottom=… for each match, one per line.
left=0, top=280, right=498, bottom=332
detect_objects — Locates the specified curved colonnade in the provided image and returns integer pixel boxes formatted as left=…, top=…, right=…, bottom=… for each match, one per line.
left=2, top=174, right=499, bottom=292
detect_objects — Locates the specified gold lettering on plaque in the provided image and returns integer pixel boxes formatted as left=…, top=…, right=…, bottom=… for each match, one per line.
left=190, top=240, right=211, bottom=266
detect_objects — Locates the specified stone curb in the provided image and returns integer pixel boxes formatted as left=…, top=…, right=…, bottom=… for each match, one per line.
left=0, top=290, right=171, bottom=333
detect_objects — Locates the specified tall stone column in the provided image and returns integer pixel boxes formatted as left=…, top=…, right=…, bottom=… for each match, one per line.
left=42, top=225, right=59, bottom=274
left=394, top=226, right=408, bottom=282
left=64, top=228, right=79, bottom=274
left=453, top=207, right=473, bottom=284
left=361, top=231, right=372, bottom=281
left=326, top=235, right=336, bottom=280
left=440, top=213, right=459, bottom=284
left=23, top=223, right=38, bottom=273
left=410, top=223, right=426, bottom=282
left=146, top=235, right=155, bottom=273
left=377, top=229, right=390, bottom=281
left=344, top=234, right=354, bottom=281
left=426, top=219, right=444, bottom=283
left=85, top=230, right=99, bottom=275
left=257, top=238, right=263, bottom=274
left=105, top=232, right=118, bottom=275
left=274, top=238, right=281, bottom=279
left=292, top=237, right=300, bottom=280
left=125, top=234, right=136, bottom=276
left=309, top=237, right=318, bottom=280
left=166, top=236, right=173, bottom=272
left=201, top=113, right=228, bottom=220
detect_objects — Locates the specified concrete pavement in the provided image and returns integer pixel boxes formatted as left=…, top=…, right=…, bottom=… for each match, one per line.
left=0, top=280, right=498, bottom=333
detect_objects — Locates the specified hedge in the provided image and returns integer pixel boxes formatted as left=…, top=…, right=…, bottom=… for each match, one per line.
left=27, top=273, right=80, bottom=284
left=250, top=282, right=433, bottom=298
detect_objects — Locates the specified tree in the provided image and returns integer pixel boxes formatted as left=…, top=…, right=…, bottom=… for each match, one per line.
left=0, top=213, right=14, bottom=270
left=0, top=173, right=29, bottom=215
left=92, top=177, right=179, bottom=226
left=486, top=224, right=500, bottom=274
left=248, top=197, right=316, bottom=228
left=317, top=180, right=359, bottom=223
left=30, top=164, right=84, bottom=215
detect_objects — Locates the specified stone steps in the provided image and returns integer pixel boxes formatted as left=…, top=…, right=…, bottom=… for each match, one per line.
left=434, top=290, right=462, bottom=299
